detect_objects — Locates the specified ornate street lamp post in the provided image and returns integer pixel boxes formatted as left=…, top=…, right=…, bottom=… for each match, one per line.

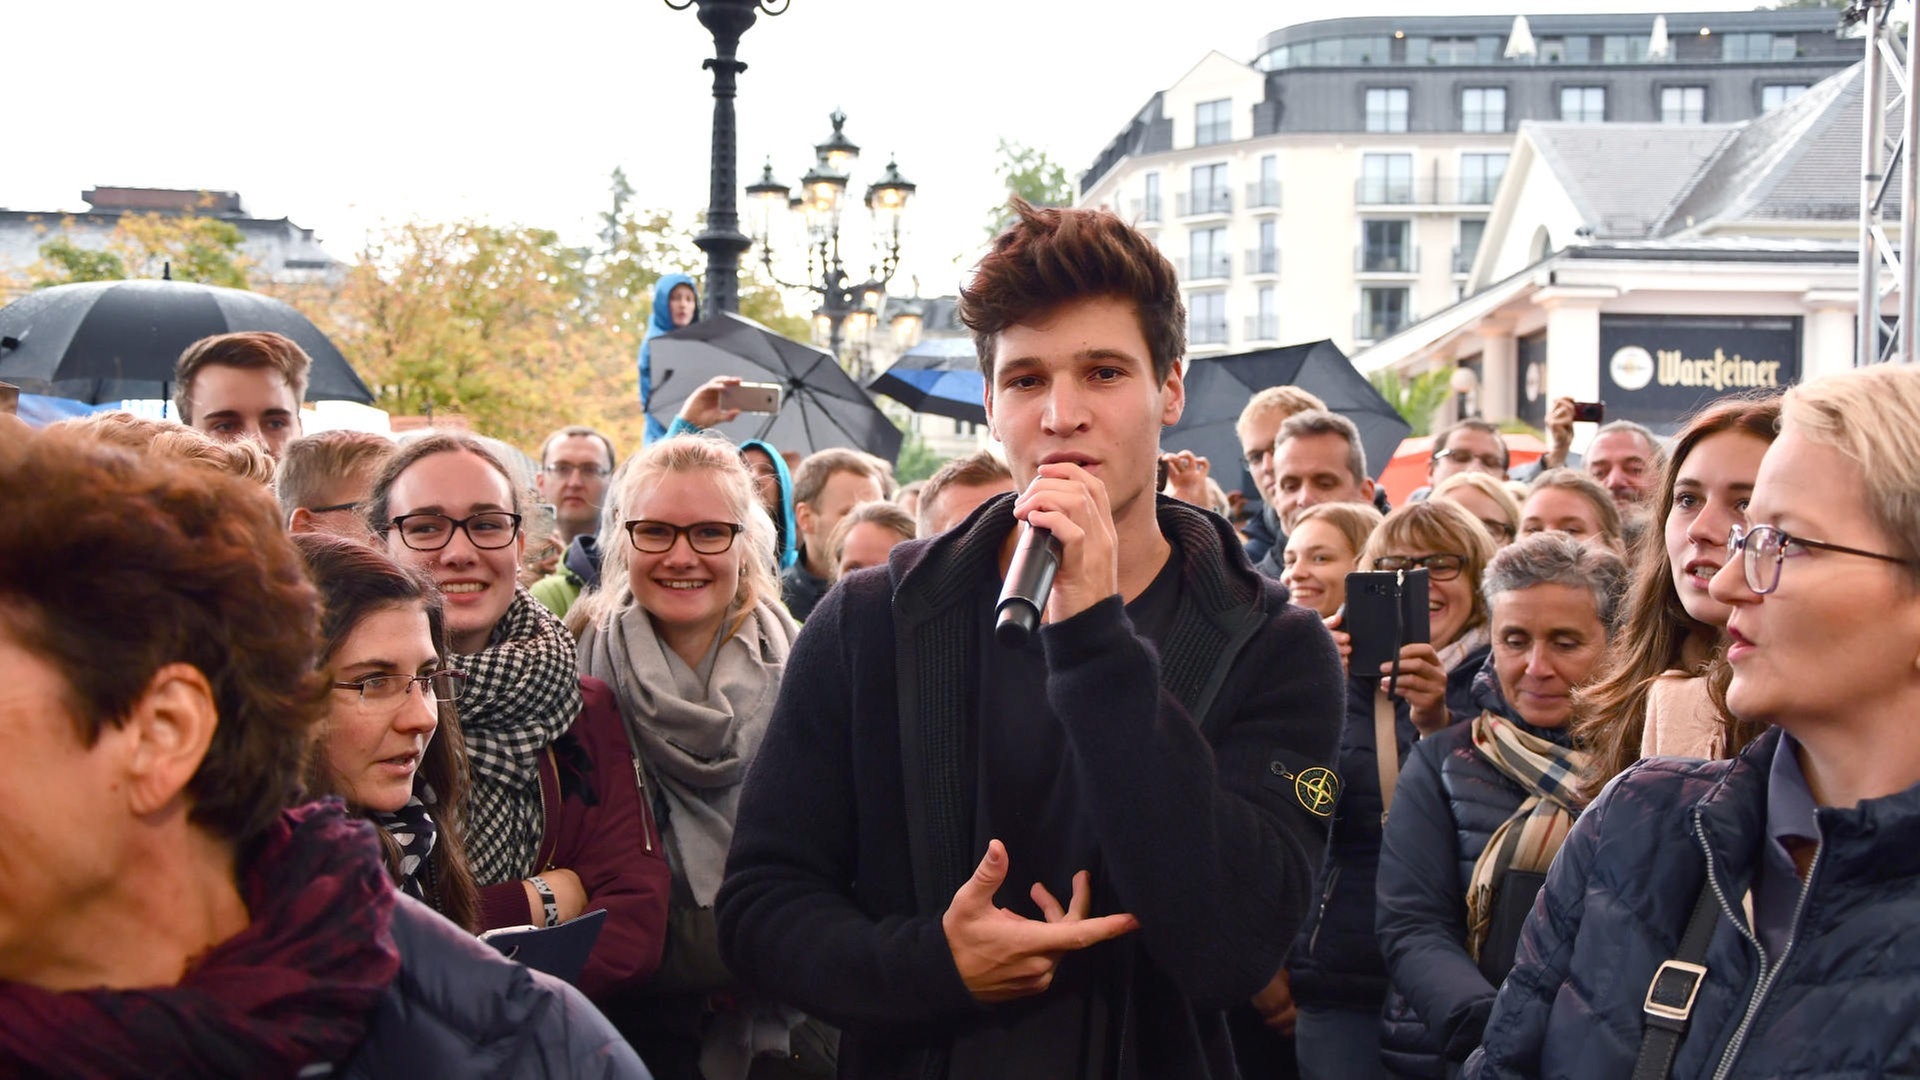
left=664, top=0, right=788, bottom=316
left=746, top=110, right=917, bottom=379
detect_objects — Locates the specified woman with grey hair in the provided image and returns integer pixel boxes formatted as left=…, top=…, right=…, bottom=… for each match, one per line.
left=1374, top=533, right=1626, bottom=1076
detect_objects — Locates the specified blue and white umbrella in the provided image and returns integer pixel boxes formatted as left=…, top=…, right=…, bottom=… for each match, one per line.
left=867, top=336, right=985, bottom=424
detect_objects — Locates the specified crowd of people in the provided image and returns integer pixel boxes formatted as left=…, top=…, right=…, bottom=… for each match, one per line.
left=4, top=197, right=1919, bottom=1079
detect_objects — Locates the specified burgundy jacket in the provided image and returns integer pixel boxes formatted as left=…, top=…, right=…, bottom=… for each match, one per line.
left=478, top=676, right=671, bottom=1000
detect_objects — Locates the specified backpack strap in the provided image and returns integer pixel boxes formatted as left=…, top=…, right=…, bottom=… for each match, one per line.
left=1631, top=879, right=1720, bottom=1080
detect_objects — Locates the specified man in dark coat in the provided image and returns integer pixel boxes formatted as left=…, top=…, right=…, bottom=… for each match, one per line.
left=717, top=200, right=1343, bottom=1078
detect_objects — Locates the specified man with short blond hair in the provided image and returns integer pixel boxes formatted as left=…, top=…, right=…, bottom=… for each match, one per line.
left=917, top=449, right=1016, bottom=536
left=174, top=332, right=313, bottom=460
left=1236, top=386, right=1328, bottom=564
left=274, top=430, right=394, bottom=537
left=782, top=448, right=888, bottom=620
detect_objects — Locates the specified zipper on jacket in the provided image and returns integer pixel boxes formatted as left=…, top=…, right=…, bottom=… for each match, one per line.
left=1307, top=864, right=1342, bottom=956
left=1695, top=807, right=1824, bottom=1080
left=633, top=756, right=656, bottom=853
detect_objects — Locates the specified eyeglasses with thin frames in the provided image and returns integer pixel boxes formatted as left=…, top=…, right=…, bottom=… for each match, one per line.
left=1727, top=523, right=1912, bottom=595
left=1432, top=448, right=1506, bottom=471
left=543, top=463, right=609, bottom=480
left=307, top=501, right=360, bottom=514
left=1373, top=552, right=1468, bottom=581
left=331, top=670, right=467, bottom=709
left=625, top=519, right=745, bottom=555
left=388, top=512, right=523, bottom=551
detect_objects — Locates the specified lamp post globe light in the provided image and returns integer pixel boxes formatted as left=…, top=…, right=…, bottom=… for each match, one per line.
left=746, top=109, right=917, bottom=378
left=664, top=0, right=789, bottom=317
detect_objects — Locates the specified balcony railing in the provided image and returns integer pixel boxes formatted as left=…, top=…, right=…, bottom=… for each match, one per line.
left=1451, top=246, right=1479, bottom=275
left=1355, top=245, right=1421, bottom=274
left=1130, top=196, right=1164, bottom=224
left=1176, top=254, right=1233, bottom=281
left=1354, top=176, right=1501, bottom=206
left=1189, top=319, right=1231, bottom=346
left=1245, top=180, right=1282, bottom=209
left=1245, top=248, right=1280, bottom=276
left=1176, top=189, right=1233, bottom=216
left=1354, top=310, right=1419, bottom=342
left=1244, top=315, right=1279, bottom=341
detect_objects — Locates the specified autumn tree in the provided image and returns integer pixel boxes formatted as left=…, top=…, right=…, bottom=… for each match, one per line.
left=26, top=213, right=251, bottom=289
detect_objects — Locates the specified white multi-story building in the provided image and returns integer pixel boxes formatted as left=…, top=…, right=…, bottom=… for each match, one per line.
left=1075, top=10, right=1856, bottom=359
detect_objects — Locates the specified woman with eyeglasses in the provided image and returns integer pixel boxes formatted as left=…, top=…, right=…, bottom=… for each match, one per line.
left=294, top=532, right=481, bottom=931
left=1574, top=395, right=1780, bottom=799
left=366, top=433, right=670, bottom=1001
left=572, top=433, right=813, bottom=1079
left=1287, top=499, right=1495, bottom=1079
left=1431, top=472, right=1521, bottom=550
left=1380, top=533, right=1626, bottom=1077
left=1466, top=367, right=1920, bottom=1078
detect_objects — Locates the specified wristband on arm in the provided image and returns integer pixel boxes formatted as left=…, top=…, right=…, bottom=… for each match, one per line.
left=528, top=874, right=560, bottom=927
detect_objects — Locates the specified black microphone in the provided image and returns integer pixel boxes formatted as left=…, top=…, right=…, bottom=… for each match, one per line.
left=995, top=523, right=1062, bottom=649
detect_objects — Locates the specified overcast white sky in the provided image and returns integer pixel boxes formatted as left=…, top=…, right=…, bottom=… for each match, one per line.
left=9, top=0, right=1828, bottom=299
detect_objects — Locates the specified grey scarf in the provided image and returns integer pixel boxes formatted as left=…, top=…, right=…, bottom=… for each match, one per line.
left=578, top=599, right=796, bottom=906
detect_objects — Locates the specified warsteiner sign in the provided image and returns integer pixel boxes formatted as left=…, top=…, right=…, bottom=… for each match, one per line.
left=1599, top=315, right=1800, bottom=426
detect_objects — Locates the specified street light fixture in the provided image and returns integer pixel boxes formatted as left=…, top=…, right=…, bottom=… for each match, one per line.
left=664, top=0, right=789, bottom=317
left=749, top=109, right=916, bottom=378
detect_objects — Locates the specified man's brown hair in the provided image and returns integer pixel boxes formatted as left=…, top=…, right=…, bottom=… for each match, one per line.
left=536, top=425, right=617, bottom=471
left=56, top=411, right=275, bottom=486
left=0, top=428, right=326, bottom=845
left=917, top=449, right=1013, bottom=536
left=173, top=331, right=314, bottom=424
left=790, top=447, right=888, bottom=510
left=959, top=197, right=1185, bottom=384
left=274, top=430, right=396, bottom=521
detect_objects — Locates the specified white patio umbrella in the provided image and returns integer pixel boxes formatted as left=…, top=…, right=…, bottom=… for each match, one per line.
left=1649, top=15, right=1671, bottom=60
left=1504, top=15, right=1537, bottom=60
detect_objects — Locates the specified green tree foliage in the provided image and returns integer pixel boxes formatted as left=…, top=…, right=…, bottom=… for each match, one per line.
left=985, top=139, right=1074, bottom=238
left=1369, top=368, right=1456, bottom=436
left=26, top=213, right=250, bottom=289
left=31, top=236, right=126, bottom=285
left=892, top=427, right=948, bottom=484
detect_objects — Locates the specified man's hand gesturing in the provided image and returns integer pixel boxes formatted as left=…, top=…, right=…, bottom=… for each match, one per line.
left=942, top=839, right=1140, bottom=1003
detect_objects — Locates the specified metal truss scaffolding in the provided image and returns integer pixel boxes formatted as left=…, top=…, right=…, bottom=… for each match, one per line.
left=1853, top=0, right=1917, bottom=364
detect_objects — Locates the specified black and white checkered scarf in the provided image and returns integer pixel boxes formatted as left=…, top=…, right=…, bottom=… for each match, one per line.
left=451, top=589, right=582, bottom=885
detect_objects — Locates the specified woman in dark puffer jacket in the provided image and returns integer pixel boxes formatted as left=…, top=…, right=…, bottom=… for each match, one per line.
left=1468, top=366, right=1920, bottom=1078
left=1375, top=534, right=1625, bottom=1077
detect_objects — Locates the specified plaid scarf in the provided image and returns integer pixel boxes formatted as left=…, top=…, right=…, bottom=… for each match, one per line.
left=1465, top=712, right=1589, bottom=961
left=453, top=589, right=582, bottom=886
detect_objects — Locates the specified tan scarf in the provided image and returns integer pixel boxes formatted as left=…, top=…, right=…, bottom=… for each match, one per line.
left=1465, top=712, right=1589, bottom=961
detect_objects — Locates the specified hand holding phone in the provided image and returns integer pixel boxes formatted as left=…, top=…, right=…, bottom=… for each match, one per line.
left=1343, top=568, right=1430, bottom=675
left=719, top=381, right=782, bottom=414
left=1570, top=401, right=1605, bottom=424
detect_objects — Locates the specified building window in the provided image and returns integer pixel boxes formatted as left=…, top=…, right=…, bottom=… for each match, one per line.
left=1539, top=36, right=1591, bottom=64
left=1249, top=219, right=1279, bottom=274
left=1602, top=35, right=1650, bottom=64
left=1189, top=292, right=1228, bottom=345
left=1195, top=98, right=1232, bottom=147
left=1456, top=218, right=1487, bottom=275
left=1250, top=154, right=1281, bottom=208
left=1360, top=220, right=1414, bottom=273
left=1249, top=286, right=1278, bottom=341
left=1359, top=288, right=1412, bottom=341
left=1762, top=83, right=1810, bottom=110
left=1365, top=87, right=1410, bottom=133
left=1560, top=86, right=1605, bottom=122
left=1185, top=163, right=1230, bottom=215
left=1142, top=172, right=1162, bottom=223
left=1188, top=226, right=1229, bottom=280
left=1462, top=88, right=1506, bottom=133
left=1459, top=153, right=1508, bottom=204
left=1359, top=153, right=1414, bottom=204
left=1724, top=32, right=1796, bottom=62
left=1423, top=36, right=1482, bottom=65
left=1661, top=86, right=1707, bottom=124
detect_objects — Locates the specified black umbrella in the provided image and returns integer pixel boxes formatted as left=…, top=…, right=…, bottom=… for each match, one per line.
left=647, top=311, right=903, bottom=461
left=1164, top=339, right=1410, bottom=496
left=866, top=336, right=986, bottom=424
left=0, top=279, right=373, bottom=407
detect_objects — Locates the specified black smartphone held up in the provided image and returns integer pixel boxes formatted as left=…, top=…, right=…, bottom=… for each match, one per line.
left=1570, top=400, right=1605, bottom=424
left=1344, top=568, right=1431, bottom=675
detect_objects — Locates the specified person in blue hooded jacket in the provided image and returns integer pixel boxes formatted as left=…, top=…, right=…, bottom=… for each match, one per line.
left=654, top=374, right=800, bottom=575
left=639, top=274, right=699, bottom=442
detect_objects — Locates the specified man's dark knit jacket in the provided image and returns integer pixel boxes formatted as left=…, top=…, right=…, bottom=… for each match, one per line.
left=717, top=494, right=1343, bottom=1079
left=779, top=555, right=830, bottom=622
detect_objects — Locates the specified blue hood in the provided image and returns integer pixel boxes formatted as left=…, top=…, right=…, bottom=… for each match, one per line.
left=638, top=273, right=700, bottom=441
left=742, top=437, right=799, bottom=570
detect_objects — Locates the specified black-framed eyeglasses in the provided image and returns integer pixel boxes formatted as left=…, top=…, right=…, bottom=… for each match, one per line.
left=543, top=463, right=609, bottom=480
left=1727, top=523, right=1912, bottom=596
left=308, top=501, right=361, bottom=514
left=388, top=512, right=523, bottom=551
left=331, top=670, right=467, bottom=708
left=625, top=519, right=745, bottom=554
left=1432, top=448, right=1506, bottom=470
left=1374, top=552, right=1468, bottom=581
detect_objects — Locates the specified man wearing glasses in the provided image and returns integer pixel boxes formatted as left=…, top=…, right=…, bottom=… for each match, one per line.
left=531, top=426, right=618, bottom=618
left=1424, top=420, right=1510, bottom=492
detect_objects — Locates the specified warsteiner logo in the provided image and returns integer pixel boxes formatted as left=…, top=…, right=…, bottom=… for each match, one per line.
left=1293, top=767, right=1340, bottom=817
left=1655, top=348, right=1782, bottom=392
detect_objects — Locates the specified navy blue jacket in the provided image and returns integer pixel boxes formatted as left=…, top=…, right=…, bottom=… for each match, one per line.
left=1376, top=669, right=1567, bottom=1077
left=717, top=495, right=1343, bottom=1079
left=1467, top=727, right=1920, bottom=1078
left=1289, top=647, right=1489, bottom=1018
left=343, top=895, right=648, bottom=1078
